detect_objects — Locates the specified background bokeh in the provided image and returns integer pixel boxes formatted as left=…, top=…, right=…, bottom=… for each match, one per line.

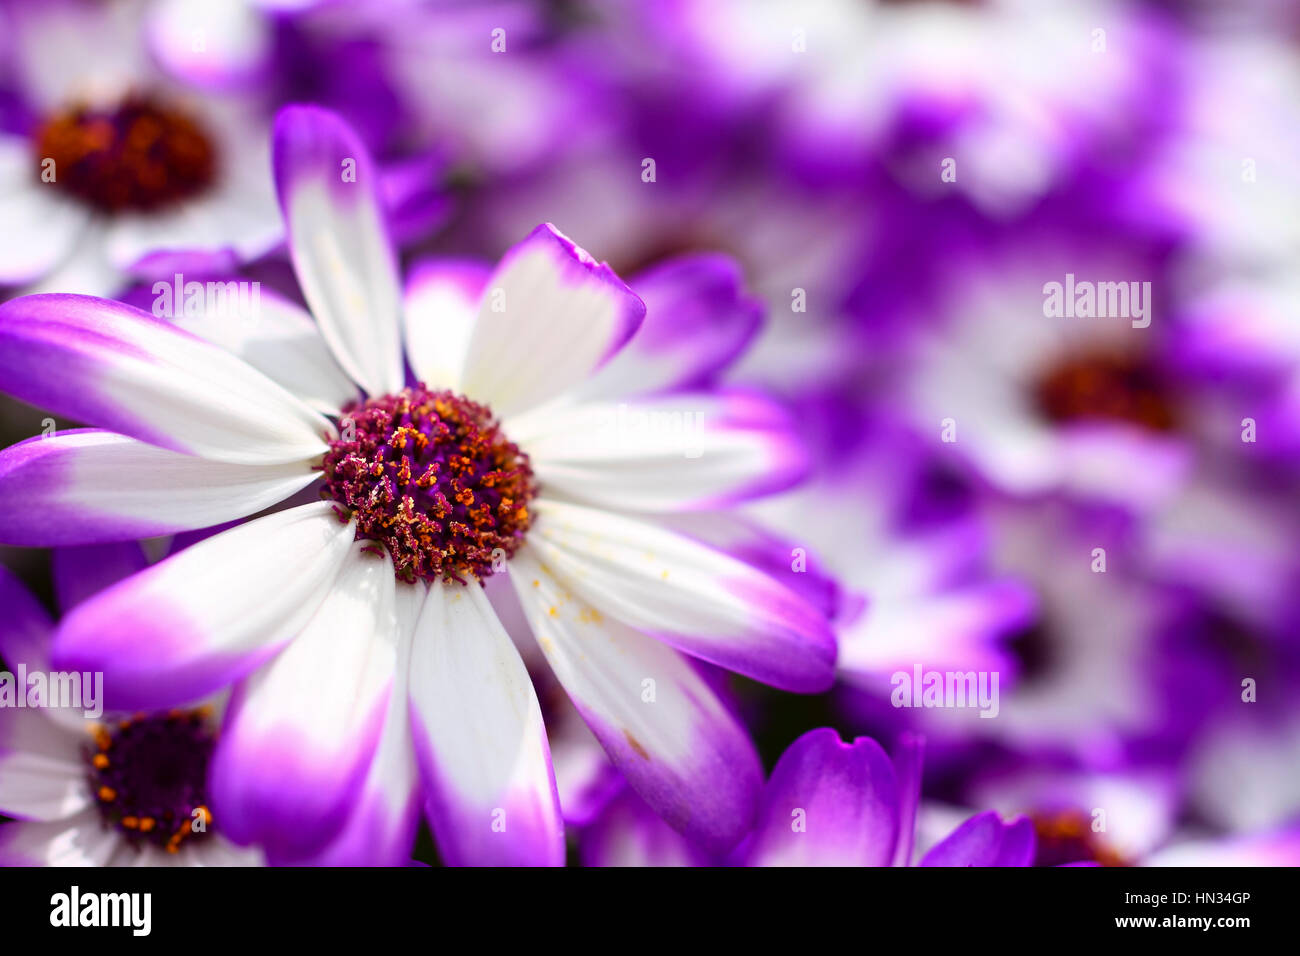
left=2, top=0, right=1299, bottom=865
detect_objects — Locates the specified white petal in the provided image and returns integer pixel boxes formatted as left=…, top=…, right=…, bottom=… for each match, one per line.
left=165, top=283, right=359, bottom=414
left=0, top=810, right=121, bottom=866
left=408, top=579, right=564, bottom=866
left=17, top=220, right=122, bottom=298
left=512, top=390, right=807, bottom=511
left=510, top=546, right=762, bottom=853
left=523, top=498, right=836, bottom=692
left=0, top=429, right=320, bottom=546
left=402, top=258, right=490, bottom=391
left=273, top=106, right=404, bottom=396
left=0, top=708, right=89, bottom=821
left=0, top=158, right=89, bottom=284
left=147, top=0, right=274, bottom=89
left=211, top=543, right=401, bottom=857
left=54, top=502, right=357, bottom=709
left=458, top=224, right=644, bottom=417
left=0, top=294, right=335, bottom=464
left=288, top=580, right=425, bottom=866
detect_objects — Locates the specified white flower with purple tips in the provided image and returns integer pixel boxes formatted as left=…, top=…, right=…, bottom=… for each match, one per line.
left=0, top=105, right=835, bottom=865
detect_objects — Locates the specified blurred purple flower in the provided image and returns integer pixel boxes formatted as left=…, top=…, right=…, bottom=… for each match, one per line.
left=0, top=0, right=283, bottom=295
left=0, top=549, right=263, bottom=865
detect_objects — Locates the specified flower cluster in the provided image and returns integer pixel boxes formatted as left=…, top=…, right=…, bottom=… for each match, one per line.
left=0, top=0, right=1297, bottom=870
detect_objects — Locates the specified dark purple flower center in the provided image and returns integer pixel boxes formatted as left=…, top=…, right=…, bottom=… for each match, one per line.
left=85, top=710, right=216, bottom=853
left=1033, top=351, right=1176, bottom=431
left=1032, top=809, right=1129, bottom=867
left=33, top=94, right=217, bottom=212
left=321, top=385, right=537, bottom=584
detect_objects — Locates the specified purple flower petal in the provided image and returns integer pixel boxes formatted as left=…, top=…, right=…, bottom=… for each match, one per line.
left=51, top=541, right=149, bottom=615
left=920, top=811, right=1037, bottom=867
left=574, top=253, right=763, bottom=399
left=52, top=503, right=355, bottom=710
left=743, top=729, right=900, bottom=867
left=0, top=429, right=319, bottom=547
left=0, top=293, right=333, bottom=464
left=211, top=544, right=401, bottom=858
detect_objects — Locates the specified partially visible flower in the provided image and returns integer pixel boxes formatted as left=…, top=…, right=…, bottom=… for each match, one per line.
left=580, top=728, right=1035, bottom=867
left=0, top=548, right=261, bottom=866
left=880, top=237, right=1190, bottom=510
left=0, top=0, right=289, bottom=296
left=1140, top=472, right=1300, bottom=640
left=962, top=758, right=1300, bottom=867
left=944, top=497, right=1181, bottom=756
left=0, top=105, right=834, bottom=865
left=1181, top=706, right=1300, bottom=835
left=960, top=761, right=1180, bottom=867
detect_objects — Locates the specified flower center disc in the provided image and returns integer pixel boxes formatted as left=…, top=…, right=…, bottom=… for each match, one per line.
left=86, top=710, right=216, bottom=853
left=33, top=94, right=217, bottom=212
left=1031, top=809, right=1129, bottom=867
left=1033, top=352, right=1175, bottom=431
left=322, top=385, right=537, bottom=584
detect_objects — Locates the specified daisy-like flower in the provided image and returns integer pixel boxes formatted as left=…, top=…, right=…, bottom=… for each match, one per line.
left=943, top=497, right=1179, bottom=756
left=885, top=237, right=1191, bottom=512
left=934, top=759, right=1300, bottom=867
left=579, top=729, right=1036, bottom=867
left=0, top=105, right=834, bottom=865
left=956, top=759, right=1181, bottom=868
left=0, top=0, right=285, bottom=296
left=0, top=548, right=260, bottom=866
